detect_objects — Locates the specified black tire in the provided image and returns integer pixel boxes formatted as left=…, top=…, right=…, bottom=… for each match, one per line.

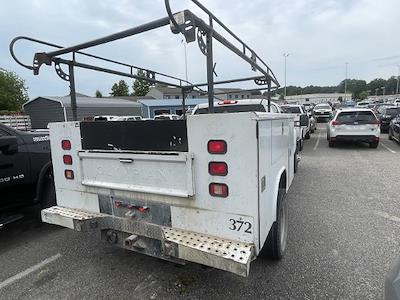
left=260, top=189, right=288, bottom=259
left=294, top=150, right=299, bottom=174
left=299, top=139, right=304, bottom=151
left=40, top=170, right=56, bottom=209
left=328, top=139, right=335, bottom=148
left=305, top=131, right=311, bottom=139
left=310, top=128, right=315, bottom=134
left=369, top=141, right=379, bottom=149
left=389, top=129, right=393, bottom=140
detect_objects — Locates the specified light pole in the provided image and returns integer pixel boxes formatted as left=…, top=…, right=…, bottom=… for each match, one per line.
left=181, top=39, right=188, bottom=82
left=283, top=53, right=289, bottom=99
left=344, top=62, right=349, bottom=101
left=381, top=86, right=385, bottom=97
left=375, top=88, right=379, bottom=96
left=396, top=65, right=400, bottom=95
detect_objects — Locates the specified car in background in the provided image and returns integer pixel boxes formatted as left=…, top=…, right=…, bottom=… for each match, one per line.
left=343, top=100, right=356, bottom=107
left=394, top=99, right=400, bottom=106
left=112, top=116, right=142, bottom=121
left=372, top=103, right=392, bottom=115
left=281, top=104, right=311, bottom=139
left=388, top=114, right=400, bottom=144
left=313, top=103, right=333, bottom=120
left=385, top=257, right=400, bottom=300
left=303, top=103, right=315, bottom=113
left=153, top=114, right=180, bottom=120
left=93, top=115, right=119, bottom=121
left=377, top=106, right=400, bottom=133
left=327, top=108, right=380, bottom=148
left=356, top=101, right=370, bottom=108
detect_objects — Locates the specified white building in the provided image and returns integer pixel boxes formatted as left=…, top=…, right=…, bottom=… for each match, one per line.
left=284, top=93, right=352, bottom=104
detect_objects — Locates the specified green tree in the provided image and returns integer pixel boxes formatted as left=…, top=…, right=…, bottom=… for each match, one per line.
left=110, top=80, right=129, bottom=96
left=0, top=69, right=29, bottom=112
left=338, top=79, right=366, bottom=99
left=367, top=78, right=386, bottom=95
left=359, top=91, right=369, bottom=100
left=95, top=90, right=103, bottom=98
left=132, top=69, right=151, bottom=96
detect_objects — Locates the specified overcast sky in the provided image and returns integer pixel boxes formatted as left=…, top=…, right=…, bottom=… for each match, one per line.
left=1, top=0, right=399, bottom=98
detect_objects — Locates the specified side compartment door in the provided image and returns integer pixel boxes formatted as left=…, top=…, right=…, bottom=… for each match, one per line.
left=257, top=120, right=274, bottom=250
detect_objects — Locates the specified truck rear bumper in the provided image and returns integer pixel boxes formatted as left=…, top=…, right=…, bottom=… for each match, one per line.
left=42, top=206, right=255, bottom=277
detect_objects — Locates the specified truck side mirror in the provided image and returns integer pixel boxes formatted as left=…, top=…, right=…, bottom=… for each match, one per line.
left=0, top=136, right=18, bottom=155
left=300, top=114, right=309, bottom=127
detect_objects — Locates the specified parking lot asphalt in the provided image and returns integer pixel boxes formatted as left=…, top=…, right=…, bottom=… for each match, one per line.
left=0, top=123, right=399, bottom=299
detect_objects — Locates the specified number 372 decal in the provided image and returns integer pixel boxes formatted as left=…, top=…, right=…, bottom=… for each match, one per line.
left=229, top=219, right=252, bottom=234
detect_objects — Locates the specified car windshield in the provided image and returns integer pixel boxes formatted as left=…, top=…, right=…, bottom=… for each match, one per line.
left=336, top=111, right=376, bottom=124
left=194, top=104, right=266, bottom=114
left=315, top=104, right=330, bottom=109
left=385, top=108, right=400, bottom=116
left=282, top=106, right=301, bottom=114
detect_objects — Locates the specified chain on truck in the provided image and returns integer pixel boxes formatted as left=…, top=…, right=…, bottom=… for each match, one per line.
left=10, top=0, right=308, bottom=276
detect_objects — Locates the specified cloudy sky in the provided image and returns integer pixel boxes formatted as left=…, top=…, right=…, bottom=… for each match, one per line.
left=1, top=0, right=399, bottom=98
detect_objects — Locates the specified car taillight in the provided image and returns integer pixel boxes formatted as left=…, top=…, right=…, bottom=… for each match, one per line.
left=62, top=140, right=71, bottom=150
left=64, top=169, right=74, bottom=180
left=209, top=162, right=228, bottom=176
left=63, top=155, right=73, bottom=165
left=331, top=121, right=341, bottom=126
left=208, top=140, right=227, bottom=154
left=218, top=100, right=238, bottom=105
left=372, top=119, right=380, bottom=125
left=209, top=183, right=229, bottom=197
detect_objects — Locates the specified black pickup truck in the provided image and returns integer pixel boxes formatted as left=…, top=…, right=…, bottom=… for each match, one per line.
left=0, top=123, right=55, bottom=226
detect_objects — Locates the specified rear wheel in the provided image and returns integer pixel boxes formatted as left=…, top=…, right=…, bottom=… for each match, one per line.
left=40, top=170, right=56, bottom=209
left=294, top=150, right=299, bottom=173
left=369, top=141, right=379, bottom=148
left=260, top=189, right=288, bottom=260
left=389, top=129, right=393, bottom=140
left=328, top=139, right=335, bottom=148
left=305, top=131, right=310, bottom=139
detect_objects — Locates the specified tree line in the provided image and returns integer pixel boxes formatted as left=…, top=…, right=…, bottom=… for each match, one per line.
left=276, top=76, right=399, bottom=100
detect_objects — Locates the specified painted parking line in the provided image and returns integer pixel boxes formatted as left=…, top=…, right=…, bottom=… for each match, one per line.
left=313, top=132, right=321, bottom=151
left=373, top=211, right=400, bottom=223
left=380, top=142, right=397, bottom=154
left=0, top=253, right=62, bottom=290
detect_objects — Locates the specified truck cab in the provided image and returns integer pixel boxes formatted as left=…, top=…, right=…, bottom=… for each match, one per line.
left=0, top=124, right=55, bottom=225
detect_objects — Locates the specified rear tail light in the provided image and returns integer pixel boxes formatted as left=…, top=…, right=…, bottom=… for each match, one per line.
left=63, top=155, right=73, bottom=165
left=208, top=140, right=227, bottom=154
left=218, top=100, right=238, bottom=105
left=62, top=140, right=71, bottom=150
left=64, top=169, right=74, bottom=180
left=331, top=121, right=342, bottom=126
left=209, top=162, right=228, bottom=176
left=209, top=183, right=229, bottom=197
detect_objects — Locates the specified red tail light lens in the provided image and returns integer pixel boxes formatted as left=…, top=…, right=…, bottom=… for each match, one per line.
left=209, top=183, right=229, bottom=197
left=372, top=119, right=380, bottom=125
left=331, top=121, right=341, bottom=126
left=208, top=140, right=227, bottom=154
left=209, top=162, right=228, bottom=176
left=218, top=100, right=238, bottom=105
left=64, top=169, right=74, bottom=180
left=63, top=155, right=73, bottom=165
left=62, top=140, right=71, bottom=150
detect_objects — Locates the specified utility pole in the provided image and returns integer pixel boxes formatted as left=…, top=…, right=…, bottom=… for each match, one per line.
left=396, top=64, right=400, bottom=95
left=181, top=39, right=188, bottom=83
left=283, top=53, right=289, bottom=99
left=381, top=86, right=385, bottom=96
left=344, top=62, right=349, bottom=101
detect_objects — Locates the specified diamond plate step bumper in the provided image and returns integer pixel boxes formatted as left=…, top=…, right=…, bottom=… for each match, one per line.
left=163, top=227, right=255, bottom=277
left=42, top=206, right=256, bottom=277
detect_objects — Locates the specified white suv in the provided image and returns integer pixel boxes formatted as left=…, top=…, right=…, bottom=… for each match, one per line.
left=327, top=108, right=380, bottom=148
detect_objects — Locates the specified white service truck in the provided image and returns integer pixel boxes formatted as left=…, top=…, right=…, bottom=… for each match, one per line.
left=42, top=112, right=298, bottom=276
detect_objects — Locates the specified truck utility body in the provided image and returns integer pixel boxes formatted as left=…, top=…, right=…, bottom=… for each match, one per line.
left=43, top=112, right=295, bottom=276
left=10, top=0, right=290, bottom=277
